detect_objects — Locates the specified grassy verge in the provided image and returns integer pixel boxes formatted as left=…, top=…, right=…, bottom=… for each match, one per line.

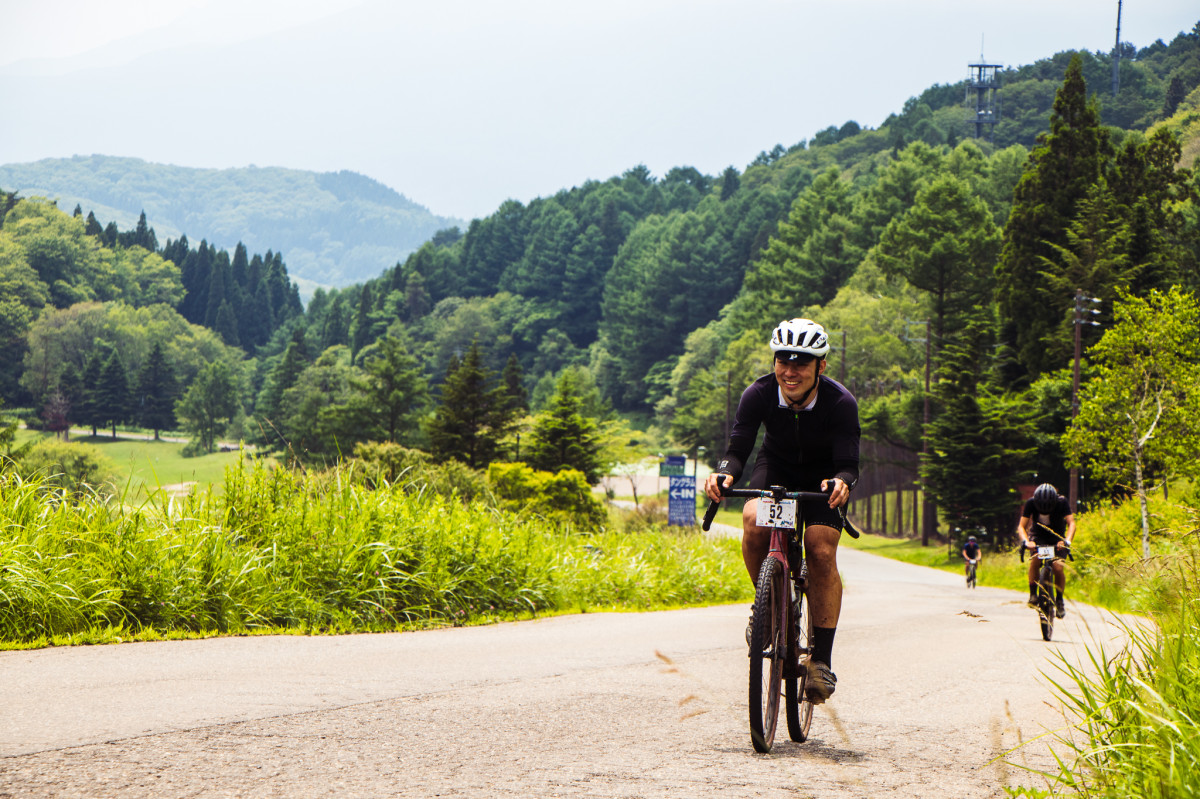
left=0, top=459, right=750, bottom=649
left=1012, top=554, right=1200, bottom=798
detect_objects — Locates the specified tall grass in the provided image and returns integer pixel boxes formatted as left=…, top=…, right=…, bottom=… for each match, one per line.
left=0, top=459, right=749, bottom=647
left=1010, top=510, right=1200, bottom=798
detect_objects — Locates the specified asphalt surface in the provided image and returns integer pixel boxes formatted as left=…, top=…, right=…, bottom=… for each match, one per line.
left=0, top=546, right=1127, bottom=798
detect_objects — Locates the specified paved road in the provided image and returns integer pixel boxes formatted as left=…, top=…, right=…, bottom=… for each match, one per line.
left=0, top=548, right=1126, bottom=798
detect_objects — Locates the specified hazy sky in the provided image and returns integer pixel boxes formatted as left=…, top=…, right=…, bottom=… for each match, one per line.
left=1, top=0, right=1197, bottom=221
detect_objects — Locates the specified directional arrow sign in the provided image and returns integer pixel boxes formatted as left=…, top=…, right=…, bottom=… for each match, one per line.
left=667, top=475, right=696, bottom=526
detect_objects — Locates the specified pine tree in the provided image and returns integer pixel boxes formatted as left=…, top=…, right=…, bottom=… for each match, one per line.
left=355, top=333, right=428, bottom=443
left=922, top=318, right=1033, bottom=538
left=84, top=211, right=104, bottom=238
left=995, top=54, right=1112, bottom=381
left=76, top=351, right=105, bottom=437
left=526, top=370, right=602, bottom=483
left=426, top=341, right=509, bottom=468
left=137, top=342, right=178, bottom=439
left=213, top=300, right=240, bottom=347
left=254, top=329, right=311, bottom=446
left=501, top=353, right=528, bottom=416
left=351, top=285, right=374, bottom=358
left=133, top=210, right=157, bottom=251
left=97, top=350, right=131, bottom=438
left=875, top=174, right=1000, bottom=347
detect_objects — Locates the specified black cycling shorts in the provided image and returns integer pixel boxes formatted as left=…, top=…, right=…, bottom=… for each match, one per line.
left=747, top=458, right=845, bottom=532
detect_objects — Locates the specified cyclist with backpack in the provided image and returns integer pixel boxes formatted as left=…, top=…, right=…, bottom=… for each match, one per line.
left=703, top=318, right=860, bottom=704
left=1017, top=483, right=1075, bottom=618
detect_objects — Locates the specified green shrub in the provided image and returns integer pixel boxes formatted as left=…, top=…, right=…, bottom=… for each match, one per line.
left=350, top=441, right=489, bottom=502
left=15, top=439, right=116, bottom=498
left=487, top=461, right=606, bottom=527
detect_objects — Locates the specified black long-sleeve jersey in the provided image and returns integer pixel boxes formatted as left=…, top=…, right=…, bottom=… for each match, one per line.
left=715, top=373, right=860, bottom=490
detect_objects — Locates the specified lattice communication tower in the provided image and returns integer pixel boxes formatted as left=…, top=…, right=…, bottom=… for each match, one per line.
left=966, top=56, right=1001, bottom=141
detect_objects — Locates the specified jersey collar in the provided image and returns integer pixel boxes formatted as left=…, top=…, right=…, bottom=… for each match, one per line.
left=778, top=384, right=818, bottom=411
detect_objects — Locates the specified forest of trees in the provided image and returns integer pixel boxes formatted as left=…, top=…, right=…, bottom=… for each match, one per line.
left=2, top=24, right=1199, bottom=541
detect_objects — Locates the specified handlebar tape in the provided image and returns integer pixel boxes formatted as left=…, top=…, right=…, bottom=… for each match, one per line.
left=701, top=500, right=720, bottom=531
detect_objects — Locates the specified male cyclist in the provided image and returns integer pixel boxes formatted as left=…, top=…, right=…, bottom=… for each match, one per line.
left=962, top=534, right=981, bottom=581
left=1017, top=483, right=1075, bottom=618
left=703, top=318, right=860, bottom=704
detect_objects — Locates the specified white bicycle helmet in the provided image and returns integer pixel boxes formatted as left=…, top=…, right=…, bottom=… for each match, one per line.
left=770, top=318, right=830, bottom=360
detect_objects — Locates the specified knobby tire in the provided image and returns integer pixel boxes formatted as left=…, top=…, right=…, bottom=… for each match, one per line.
left=749, top=557, right=786, bottom=753
left=785, top=587, right=814, bottom=742
left=1037, top=563, right=1055, bottom=641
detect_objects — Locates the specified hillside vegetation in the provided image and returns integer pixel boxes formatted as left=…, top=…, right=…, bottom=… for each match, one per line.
left=0, top=156, right=462, bottom=288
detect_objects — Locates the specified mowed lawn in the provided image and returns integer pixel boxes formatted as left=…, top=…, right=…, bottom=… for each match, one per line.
left=16, top=430, right=250, bottom=497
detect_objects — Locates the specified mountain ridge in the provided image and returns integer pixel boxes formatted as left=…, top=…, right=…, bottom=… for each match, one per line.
left=0, top=154, right=463, bottom=290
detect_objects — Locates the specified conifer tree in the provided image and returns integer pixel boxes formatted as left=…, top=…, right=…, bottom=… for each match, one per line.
left=96, top=350, right=131, bottom=438
left=351, top=285, right=374, bottom=357
left=526, top=369, right=602, bottom=483
left=84, top=211, right=103, bottom=238
left=76, top=352, right=105, bottom=437
left=137, top=342, right=178, bottom=439
left=426, top=341, right=510, bottom=468
left=355, top=333, right=428, bottom=443
left=254, top=328, right=310, bottom=446
left=922, top=318, right=1033, bottom=538
left=213, top=300, right=240, bottom=347
left=995, top=54, right=1112, bottom=381
left=875, top=174, right=1000, bottom=347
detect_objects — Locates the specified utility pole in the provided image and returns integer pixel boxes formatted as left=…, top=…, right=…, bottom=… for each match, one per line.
left=1070, top=289, right=1102, bottom=512
left=724, top=370, right=731, bottom=446
left=921, top=320, right=935, bottom=546
left=840, top=329, right=847, bottom=384
left=1112, top=0, right=1123, bottom=97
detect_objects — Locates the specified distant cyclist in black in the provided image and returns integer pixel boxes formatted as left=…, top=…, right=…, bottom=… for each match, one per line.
left=1016, top=483, right=1075, bottom=618
left=703, top=318, right=860, bottom=704
left=962, top=535, right=981, bottom=580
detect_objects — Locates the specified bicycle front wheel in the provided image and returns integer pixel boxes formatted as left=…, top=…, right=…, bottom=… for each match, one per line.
left=749, top=557, right=786, bottom=753
left=1037, top=565, right=1054, bottom=641
left=785, top=587, right=814, bottom=742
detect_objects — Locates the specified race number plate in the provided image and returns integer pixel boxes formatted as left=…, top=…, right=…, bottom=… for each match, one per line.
left=757, top=498, right=797, bottom=529
left=1037, top=545, right=1057, bottom=560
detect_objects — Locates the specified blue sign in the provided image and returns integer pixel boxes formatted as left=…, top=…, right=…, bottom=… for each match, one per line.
left=668, top=475, right=697, bottom=526
left=659, top=454, right=688, bottom=476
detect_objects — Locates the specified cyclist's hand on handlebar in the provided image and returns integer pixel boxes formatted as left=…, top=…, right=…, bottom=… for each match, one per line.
left=821, top=477, right=850, bottom=508
left=704, top=472, right=732, bottom=503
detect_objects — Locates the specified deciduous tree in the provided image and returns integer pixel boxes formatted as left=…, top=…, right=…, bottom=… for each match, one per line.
left=1063, top=287, right=1200, bottom=558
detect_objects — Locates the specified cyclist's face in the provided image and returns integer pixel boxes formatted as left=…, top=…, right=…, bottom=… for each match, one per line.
left=774, top=355, right=824, bottom=401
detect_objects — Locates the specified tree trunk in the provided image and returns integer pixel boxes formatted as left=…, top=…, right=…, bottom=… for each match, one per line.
left=1134, top=447, right=1151, bottom=560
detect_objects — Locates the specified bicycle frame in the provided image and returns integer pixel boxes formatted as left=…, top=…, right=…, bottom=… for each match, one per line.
left=1021, top=540, right=1072, bottom=641
left=702, top=483, right=860, bottom=751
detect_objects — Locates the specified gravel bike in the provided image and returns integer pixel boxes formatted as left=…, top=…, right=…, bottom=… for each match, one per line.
left=1021, top=540, right=1072, bottom=641
left=702, top=484, right=860, bottom=753
left=965, top=557, right=978, bottom=589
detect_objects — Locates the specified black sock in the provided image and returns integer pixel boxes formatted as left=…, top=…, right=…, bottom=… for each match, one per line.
left=812, top=626, right=836, bottom=668
left=1056, top=589, right=1063, bottom=601
left=1029, top=583, right=1038, bottom=595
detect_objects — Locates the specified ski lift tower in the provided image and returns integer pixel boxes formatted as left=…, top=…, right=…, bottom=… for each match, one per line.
left=966, top=55, right=1001, bottom=141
